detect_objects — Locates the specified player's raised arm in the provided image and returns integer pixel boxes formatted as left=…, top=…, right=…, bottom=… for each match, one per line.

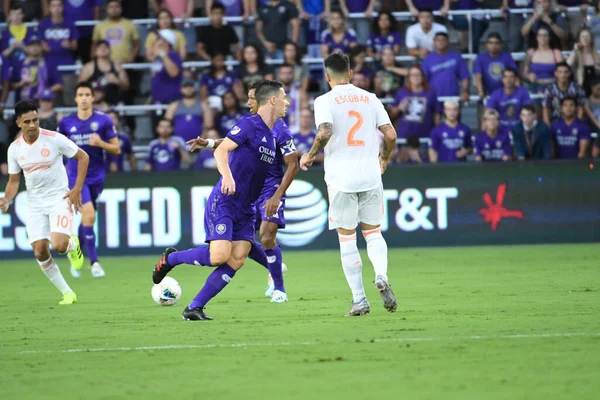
left=214, top=137, right=239, bottom=195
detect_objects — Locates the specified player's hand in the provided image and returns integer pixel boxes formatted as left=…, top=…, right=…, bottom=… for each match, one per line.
left=0, top=197, right=9, bottom=213
left=63, top=189, right=83, bottom=214
left=221, top=176, right=236, bottom=195
left=263, top=195, right=281, bottom=219
left=88, top=133, right=103, bottom=147
left=186, top=136, right=208, bottom=152
left=299, top=153, right=314, bottom=171
left=379, top=157, right=389, bottom=174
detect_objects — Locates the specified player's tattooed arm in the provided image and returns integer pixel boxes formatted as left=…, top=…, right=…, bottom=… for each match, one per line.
left=309, top=122, right=333, bottom=157
left=378, top=123, right=397, bottom=174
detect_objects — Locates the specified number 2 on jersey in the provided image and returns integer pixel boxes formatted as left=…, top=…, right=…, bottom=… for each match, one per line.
left=347, top=111, right=365, bottom=147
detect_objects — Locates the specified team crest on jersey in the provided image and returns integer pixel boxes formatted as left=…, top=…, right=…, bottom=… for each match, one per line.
left=41, top=148, right=50, bottom=157
left=216, top=224, right=227, bottom=235
left=230, top=126, right=241, bottom=135
left=90, top=122, right=99, bottom=131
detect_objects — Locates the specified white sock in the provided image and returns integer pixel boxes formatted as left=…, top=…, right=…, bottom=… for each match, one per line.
left=38, top=257, right=72, bottom=295
left=363, top=228, right=389, bottom=281
left=339, top=233, right=365, bottom=303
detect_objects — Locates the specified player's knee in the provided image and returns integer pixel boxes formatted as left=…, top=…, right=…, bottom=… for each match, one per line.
left=228, top=257, right=245, bottom=270
left=260, top=231, right=277, bottom=249
left=210, top=250, right=231, bottom=266
left=34, top=248, right=51, bottom=261
left=81, top=213, right=95, bottom=226
left=52, top=241, right=68, bottom=254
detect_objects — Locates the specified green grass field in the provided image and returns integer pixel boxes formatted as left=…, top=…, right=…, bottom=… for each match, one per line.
left=1, top=244, right=599, bottom=400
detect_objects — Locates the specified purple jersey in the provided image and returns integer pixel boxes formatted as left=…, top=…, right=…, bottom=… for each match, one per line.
left=220, top=0, right=244, bottom=16
left=473, top=51, right=518, bottom=93
left=0, top=55, right=9, bottom=89
left=430, top=122, right=472, bottom=162
left=64, top=0, right=102, bottom=37
left=293, top=131, right=316, bottom=155
left=412, top=0, right=444, bottom=10
left=151, top=51, right=183, bottom=103
left=195, top=150, right=217, bottom=169
left=146, top=137, right=186, bottom=171
left=321, top=30, right=357, bottom=54
left=392, top=88, right=441, bottom=139
left=217, top=110, right=245, bottom=137
left=263, top=119, right=296, bottom=194
left=551, top=119, right=591, bottom=159
left=486, top=86, right=532, bottom=129
left=0, top=27, right=38, bottom=64
left=38, top=18, right=79, bottom=70
left=106, top=132, right=132, bottom=172
left=214, top=114, right=278, bottom=212
left=422, top=51, right=470, bottom=97
left=367, top=31, right=402, bottom=54
left=345, top=0, right=370, bottom=12
left=473, top=131, right=512, bottom=161
left=200, top=71, right=238, bottom=97
left=12, top=58, right=62, bottom=102
left=58, top=111, right=116, bottom=184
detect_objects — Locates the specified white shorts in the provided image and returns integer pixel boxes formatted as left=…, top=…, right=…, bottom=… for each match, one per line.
left=26, top=197, right=74, bottom=244
left=327, top=184, right=384, bottom=230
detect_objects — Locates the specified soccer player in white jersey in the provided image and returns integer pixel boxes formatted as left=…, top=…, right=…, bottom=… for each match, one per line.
left=0, top=100, right=89, bottom=305
left=299, top=53, right=398, bottom=316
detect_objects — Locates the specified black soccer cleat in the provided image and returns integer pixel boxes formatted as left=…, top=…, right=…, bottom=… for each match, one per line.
left=182, top=306, right=213, bottom=321
left=152, top=247, right=177, bottom=284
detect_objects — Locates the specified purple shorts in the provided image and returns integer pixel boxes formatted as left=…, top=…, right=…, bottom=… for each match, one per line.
left=204, top=191, right=255, bottom=243
left=254, top=190, right=286, bottom=230
left=70, top=181, right=104, bottom=209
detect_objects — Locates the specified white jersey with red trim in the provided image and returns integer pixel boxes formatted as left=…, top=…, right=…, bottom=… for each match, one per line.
left=313, top=84, right=391, bottom=193
left=7, top=129, right=79, bottom=201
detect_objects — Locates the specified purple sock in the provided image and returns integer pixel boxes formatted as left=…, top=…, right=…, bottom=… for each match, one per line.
left=265, top=246, right=284, bottom=292
left=168, top=246, right=212, bottom=267
left=81, top=225, right=98, bottom=264
left=189, top=264, right=236, bottom=308
left=247, top=242, right=269, bottom=271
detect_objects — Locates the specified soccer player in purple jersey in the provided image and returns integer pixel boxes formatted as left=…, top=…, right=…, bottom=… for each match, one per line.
left=185, top=81, right=299, bottom=302
left=152, top=80, right=290, bottom=320
left=58, top=82, right=120, bottom=279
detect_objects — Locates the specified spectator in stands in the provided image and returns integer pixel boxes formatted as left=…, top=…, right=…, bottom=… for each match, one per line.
left=205, top=0, right=249, bottom=21
left=237, top=44, right=273, bottom=94
left=0, top=54, right=9, bottom=117
left=542, top=62, right=586, bottom=125
left=567, top=28, right=600, bottom=95
left=194, top=127, right=220, bottom=169
left=6, top=0, right=42, bottom=21
left=521, top=0, right=566, bottom=49
left=256, top=0, right=300, bottom=60
left=390, top=65, right=441, bottom=140
left=406, top=9, right=448, bottom=59
left=522, top=27, right=564, bottom=93
left=474, top=109, right=512, bottom=162
left=297, top=0, right=327, bottom=83
left=278, top=62, right=306, bottom=132
left=449, top=0, right=487, bottom=54
left=78, top=40, right=129, bottom=106
left=557, top=0, right=589, bottom=47
left=165, top=78, right=213, bottom=143
left=92, top=82, right=110, bottom=112
left=422, top=32, right=470, bottom=102
left=474, top=32, right=518, bottom=98
left=512, top=104, right=552, bottom=160
left=406, top=0, right=449, bottom=17
left=351, top=70, right=371, bottom=91
left=584, top=79, right=600, bottom=131
left=320, top=10, right=357, bottom=58
left=38, top=89, right=61, bottom=130
left=1, top=3, right=37, bottom=65
left=429, top=100, right=472, bottom=163
left=11, top=34, right=63, bottom=103
left=374, top=47, right=407, bottom=99
left=339, top=0, right=376, bottom=43
left=586, top=0, right=600, bottom=50
left=366, top=11, right=401, bottom=59
left=398, top=135, right=425, bottom=164
left=294, top=107, right=324, bottom=164
left=196, top=3, right=240, bottom=61
left=150, top=30, right=183, bottom=108
left=348, top=45, right=373, bottom=88
left=215, top=90, right=244, bottom=137
left=199, top=53, right=244, bottom=103
left=145, top=118, right=192, bottom=171
left=150, top=0, right=194, bottom=18
left=106, top=109, right=136, bottom=172
left=146, top=9, right=188, bottom=61
left=552, top=96, right=591, bottom=158
left=283, top=42, right=310, bottom=92
left=501, top=0, right=533, bottom=52
left=486, top=68, right=533, bottom=132
left=594, top=140, right=600, bottom=157
left=92, top=0, right=139, bottom=64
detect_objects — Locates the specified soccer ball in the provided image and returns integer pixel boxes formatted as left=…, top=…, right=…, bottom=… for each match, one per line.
left=151, top=277, right=182, bottom=306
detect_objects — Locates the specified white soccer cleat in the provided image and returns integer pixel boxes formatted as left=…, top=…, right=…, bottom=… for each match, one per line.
left=91, top=262, right=105, bottom=278
left=264, top=262, right=288, bottom=297
left=70, top=265, right=81, bottom=278
left=270, top=290, right=288, bottom=303
left=281, top=262, right=288, bottom=274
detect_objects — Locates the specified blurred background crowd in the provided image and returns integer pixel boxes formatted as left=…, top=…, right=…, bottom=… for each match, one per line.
left=1, top=0, right=600, bottom=174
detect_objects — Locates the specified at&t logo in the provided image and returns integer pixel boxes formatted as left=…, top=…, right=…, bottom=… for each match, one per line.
left=278, top=180, right=327, bottom=247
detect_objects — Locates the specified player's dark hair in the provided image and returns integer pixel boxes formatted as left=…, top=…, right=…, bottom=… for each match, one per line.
left=503, top=67, right=518, bottom=77
left=14, top=99, right=38, bottom=120
left=211, top=2, right=226, bottom=12
left=324, top=52, right=350, bottom=76
left=248, top=80, right=262, bottom=91
left=255, top=80, right=283, bottom=106
left=560, top=96, right=577, bottom=106
left=521, top=104, right=536, bottom=114
left=75, top=81, right=95, bottom=96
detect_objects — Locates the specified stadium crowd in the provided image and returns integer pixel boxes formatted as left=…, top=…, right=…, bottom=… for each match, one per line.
left=1, top=0, right=600, bottom=175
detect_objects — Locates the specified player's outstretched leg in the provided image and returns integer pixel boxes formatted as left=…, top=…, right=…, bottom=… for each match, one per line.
left=153, top=244, right=217, bottom=284
left=183, top=264, right=237, bottom=321
left=34, top=239, right=77, bottom=305
left=363, top=227, right=397, bottom=313
left=247, top=241, right=270, bottom=271
left=339, top=231, right=368, bottom=316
